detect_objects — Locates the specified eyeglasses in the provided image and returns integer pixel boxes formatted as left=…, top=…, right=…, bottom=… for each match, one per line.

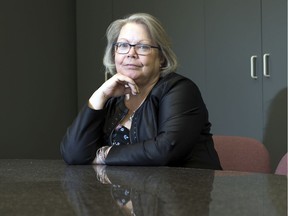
left=114, top=42, right=160, bottom=56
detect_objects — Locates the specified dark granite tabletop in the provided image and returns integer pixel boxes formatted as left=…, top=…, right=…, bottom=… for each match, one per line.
left=0, top=159, right=286, bottom=216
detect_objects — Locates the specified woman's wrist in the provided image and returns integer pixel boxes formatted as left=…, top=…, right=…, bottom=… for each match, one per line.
left=88, top=90, right=108, bottom=110
left=93, top=146, right=112, bottom=165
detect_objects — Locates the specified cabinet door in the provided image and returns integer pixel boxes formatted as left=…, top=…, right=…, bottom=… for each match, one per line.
left=261, top=0, right=287, bottom=169
left=112, top=0, right=206, bottom=93
left=205, top=0, right=263, bottom=139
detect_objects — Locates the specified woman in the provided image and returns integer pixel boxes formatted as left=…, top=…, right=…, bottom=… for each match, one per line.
left=60, top=13, right=222, bottom=169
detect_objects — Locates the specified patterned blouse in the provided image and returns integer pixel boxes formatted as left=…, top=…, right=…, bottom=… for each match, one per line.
left=111, top=124, right=131, bottom=146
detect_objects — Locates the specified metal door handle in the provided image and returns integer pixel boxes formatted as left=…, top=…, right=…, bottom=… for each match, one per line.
left=263, top=53, right=270, bottom=77
left=250, top=55, right=258, bottom=79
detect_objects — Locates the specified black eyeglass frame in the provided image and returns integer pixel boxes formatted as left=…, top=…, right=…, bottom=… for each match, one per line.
left=113, top=42, right=160, bottom=55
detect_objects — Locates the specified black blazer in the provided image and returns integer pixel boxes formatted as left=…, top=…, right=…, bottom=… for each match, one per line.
left=60, top=73, right=222, bottom=170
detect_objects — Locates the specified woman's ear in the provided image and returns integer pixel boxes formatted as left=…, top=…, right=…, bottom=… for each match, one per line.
left=160, top=57, right=166, bottom=68
left=159, top=53, right=165, bottom=66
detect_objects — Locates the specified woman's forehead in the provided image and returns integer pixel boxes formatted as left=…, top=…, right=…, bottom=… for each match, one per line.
left=118, top=23, right=152, bottom=43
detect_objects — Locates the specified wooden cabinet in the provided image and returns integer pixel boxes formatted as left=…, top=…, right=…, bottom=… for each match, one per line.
left=205, top=0, right=263, bottom=137
left=204, top=0, right=287, bottom=169
left=261, top=0, right=287, bottom=169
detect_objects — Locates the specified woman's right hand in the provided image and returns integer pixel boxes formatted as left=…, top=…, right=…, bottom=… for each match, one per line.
left=88, top=73, right=139, bottom=110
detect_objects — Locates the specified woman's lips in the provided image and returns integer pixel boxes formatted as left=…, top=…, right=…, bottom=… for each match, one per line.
left=124, top=64, right=141, bottom=69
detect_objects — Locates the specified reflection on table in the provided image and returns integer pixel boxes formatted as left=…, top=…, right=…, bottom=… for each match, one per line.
left=0, top=160, right=286, bottom=216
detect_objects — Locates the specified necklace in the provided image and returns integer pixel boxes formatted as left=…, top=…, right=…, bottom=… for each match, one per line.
left=129, top=113, right=134, bottom=122
left=127, top=94, right=147, bottom=122
left=125, top=79, right=158, bottom=123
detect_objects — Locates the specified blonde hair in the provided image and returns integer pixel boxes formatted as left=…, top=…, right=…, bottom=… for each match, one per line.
left=103, top=13, right=178, bottom=76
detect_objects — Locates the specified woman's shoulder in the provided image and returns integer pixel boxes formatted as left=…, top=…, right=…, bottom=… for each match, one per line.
left=150, top=72, right=205, bottom=108
left=155, top=72, right=199, bottom=93
left=161, top=72, right=188, bottom=80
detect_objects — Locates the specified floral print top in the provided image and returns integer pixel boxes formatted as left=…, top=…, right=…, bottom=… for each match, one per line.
left=111, top=124, right=130, bottom=146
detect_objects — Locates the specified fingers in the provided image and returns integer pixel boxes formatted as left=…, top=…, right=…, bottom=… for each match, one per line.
left=114, top=74, right=140, bottom=95
left=98, top=73, right=139, bottom=99
left=126, top=82, right=139, bottom=95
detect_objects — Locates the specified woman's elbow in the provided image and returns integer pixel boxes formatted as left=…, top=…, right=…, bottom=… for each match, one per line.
left=60, top=142, right=94, bottom=165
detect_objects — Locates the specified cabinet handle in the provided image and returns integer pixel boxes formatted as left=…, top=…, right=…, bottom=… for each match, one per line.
left=250, top=55, right=258, bottom=79
left=263, top=53, right=270, bottom=77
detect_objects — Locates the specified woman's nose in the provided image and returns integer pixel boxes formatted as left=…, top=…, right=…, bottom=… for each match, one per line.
left=127, top=46, right=137, bottom=57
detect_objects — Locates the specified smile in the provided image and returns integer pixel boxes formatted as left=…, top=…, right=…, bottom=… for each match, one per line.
left=124, top=64, right=141, bottom=68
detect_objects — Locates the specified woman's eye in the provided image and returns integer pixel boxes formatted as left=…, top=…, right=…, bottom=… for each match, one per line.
left=118, top=43, right=129, bottom=48
left=137, top=44, right=149, bottom=50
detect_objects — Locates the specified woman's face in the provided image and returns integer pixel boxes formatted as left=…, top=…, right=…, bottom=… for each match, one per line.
left=114, top=22, right=162, bottom=87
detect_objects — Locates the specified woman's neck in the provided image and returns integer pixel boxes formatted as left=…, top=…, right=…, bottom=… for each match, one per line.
left=125, top=79, right=157, bottom=110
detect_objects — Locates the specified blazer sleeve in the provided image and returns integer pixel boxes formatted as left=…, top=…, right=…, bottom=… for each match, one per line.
left=60, top=105, right=106, bottom=165
left=105, top=77, right=210, bottom=166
